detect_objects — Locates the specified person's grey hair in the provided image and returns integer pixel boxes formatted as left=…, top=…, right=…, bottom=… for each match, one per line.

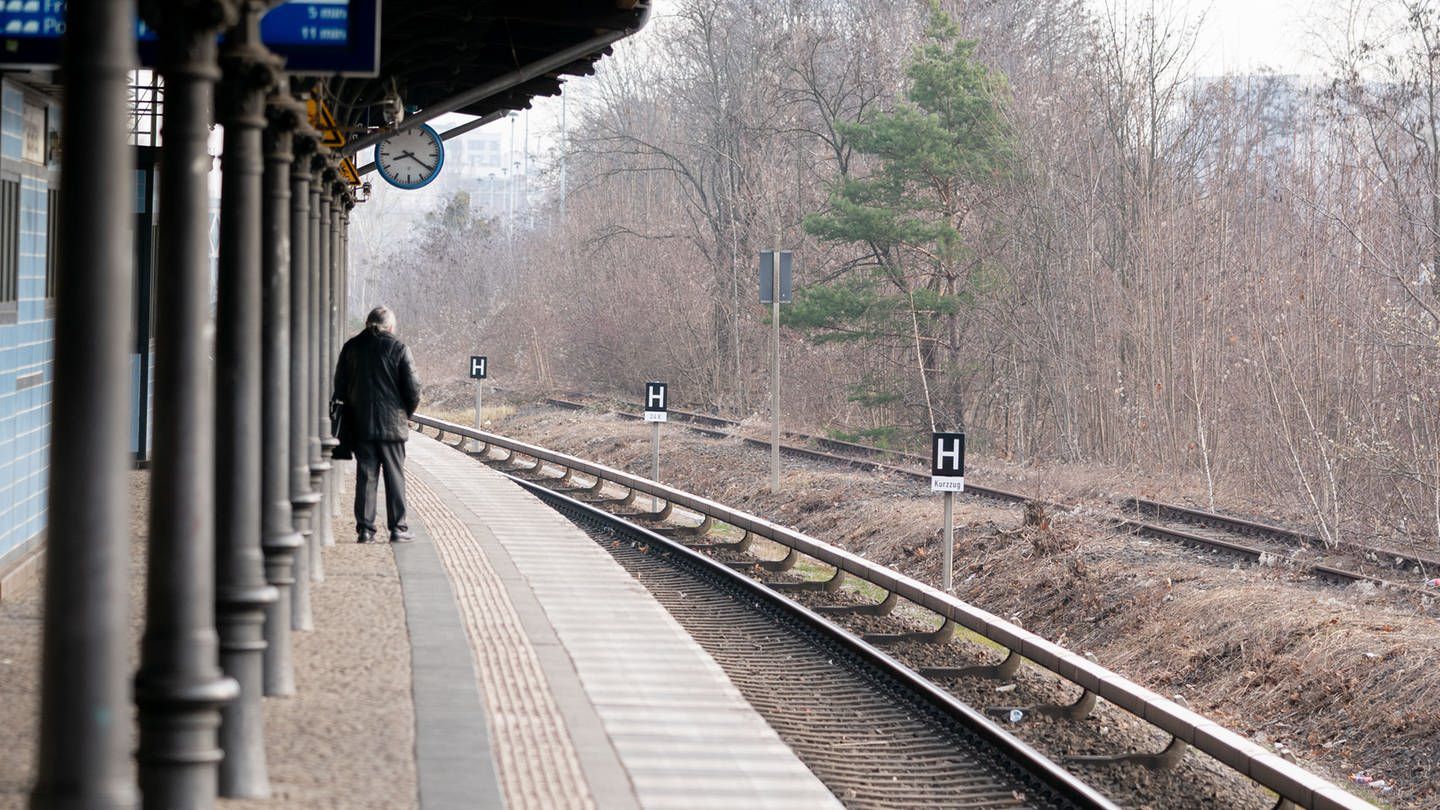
left=366, top=305, right=396, bottom=334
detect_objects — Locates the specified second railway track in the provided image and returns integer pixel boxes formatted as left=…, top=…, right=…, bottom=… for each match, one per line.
left=539, top=394, right=1439, bottom=598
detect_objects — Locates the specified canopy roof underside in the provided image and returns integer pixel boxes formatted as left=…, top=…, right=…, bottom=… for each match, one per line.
left=326, top=1, right=649, bottom=131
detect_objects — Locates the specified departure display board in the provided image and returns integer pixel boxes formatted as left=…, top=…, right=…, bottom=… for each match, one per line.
left=1, top=0, right=380, bottom=75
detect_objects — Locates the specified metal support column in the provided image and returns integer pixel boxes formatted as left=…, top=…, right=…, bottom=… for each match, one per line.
left=329, top=181, right=345, bottom=521
left=260, top=95, right=304, bottom=696
left=338, top=198, right=351, bottom=348
left=30, top=1, right=139, bottom=806
left=307, top=154, right=332, bottom=557
left=339, top=201, right=351, bottom=335
left=288, top=123, right=321, bottom=631
left=135, top=2, right=242, bottom=806
left=316, top=183, right=337, bottom=533
left=213, top=2, right=280, bottom=796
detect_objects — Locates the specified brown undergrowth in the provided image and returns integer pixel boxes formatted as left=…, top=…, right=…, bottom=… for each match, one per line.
left=467, top=400, right=1437, bottom=808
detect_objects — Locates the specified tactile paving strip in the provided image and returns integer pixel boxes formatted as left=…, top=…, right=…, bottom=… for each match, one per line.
left=407, top=435, right=842, bottom=810
left=408, top=475, right=596, bottom=810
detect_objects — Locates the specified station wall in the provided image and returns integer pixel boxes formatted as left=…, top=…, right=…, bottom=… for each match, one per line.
left=0, top=78, right=58, bottom=574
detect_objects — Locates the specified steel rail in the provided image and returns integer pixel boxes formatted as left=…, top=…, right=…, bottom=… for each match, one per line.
left=540, top=396, right=1430, bottom=593
left=410, top=412, right=1374, bottom=810
left=1124, top=497, right=1440, bottom=573
left=517, top=475, right=1120, bottom=810
left=588, top=398, right=1032, bottom=502
left=549, top=395, right=927, bottom=464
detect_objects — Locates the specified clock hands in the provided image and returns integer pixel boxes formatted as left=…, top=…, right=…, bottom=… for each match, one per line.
left=377, top=127, right=442, bottom=187
left=398, top=150, right=436, bottom=174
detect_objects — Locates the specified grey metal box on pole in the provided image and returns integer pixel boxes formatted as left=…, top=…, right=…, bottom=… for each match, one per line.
left=759, top=250, right=792, bottom=304
left=760, top=250, right=792, bottom=492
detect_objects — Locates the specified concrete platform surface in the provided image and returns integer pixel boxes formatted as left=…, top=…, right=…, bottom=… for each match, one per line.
left=405, top=432, right=842, bottom=810
left=1, top=433, right=841, bottom=810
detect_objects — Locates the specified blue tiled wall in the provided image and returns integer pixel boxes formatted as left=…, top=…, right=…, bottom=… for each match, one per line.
left=0, top=82, right=55, bottom=568
left=1, top=84, right=21, bottom=161
left=128, top=351, right=154, bottom=456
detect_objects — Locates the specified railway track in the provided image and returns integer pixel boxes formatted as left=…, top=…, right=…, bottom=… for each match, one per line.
left=410, top=414, right=1377, bottom=810
left=531, top=481, right=1112, bottom=809
left=539, top=395, right=1439, bottom=596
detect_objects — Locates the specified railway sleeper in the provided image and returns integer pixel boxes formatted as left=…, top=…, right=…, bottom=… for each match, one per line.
left=814, top=589, right=898, bottom=616
left=1066, top=735, right=1187, bottom=772
left=575, top=475, right=606, bottom=497
left=769, top=566, right=845, bottom=593
left=687, top=529, right=755, bottom=553
left=921, top=649, right=1022, bottom=680
left=864, top=617, right=956, bottom=646
left=723, top=546, right=799, bottom=573
left=631, top=500, right=676, bottom=522
left=552, top=474, right=586, bottom=491
left=654, top=514, right=714, bottom=538
left=982, top=689, right=1098, bottom=723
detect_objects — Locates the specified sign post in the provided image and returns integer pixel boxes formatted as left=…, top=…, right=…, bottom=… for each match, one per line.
left=469, top=355, right=487, bottom=452
left=930, top=432, right=966, bottom=592
left=760, top=250, right=792, bottom=492
left=644, top=381, right=668, bottom=510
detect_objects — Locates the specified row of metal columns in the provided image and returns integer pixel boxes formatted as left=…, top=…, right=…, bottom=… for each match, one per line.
left=31, top=0, right=356, bottom=806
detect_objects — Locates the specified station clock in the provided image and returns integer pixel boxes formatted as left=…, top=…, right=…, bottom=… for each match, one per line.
left=374, top=123, right=445, bottom=190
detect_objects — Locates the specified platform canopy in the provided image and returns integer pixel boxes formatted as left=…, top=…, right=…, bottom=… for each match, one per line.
left=328, top=0, right=650, bottom=148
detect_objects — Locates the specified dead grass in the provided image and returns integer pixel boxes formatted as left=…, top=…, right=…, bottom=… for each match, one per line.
left=476, top=401, right=1438, bottom=808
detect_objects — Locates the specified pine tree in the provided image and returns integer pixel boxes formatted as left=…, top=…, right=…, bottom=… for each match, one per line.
left=795, top=2, right=1012, bottom=430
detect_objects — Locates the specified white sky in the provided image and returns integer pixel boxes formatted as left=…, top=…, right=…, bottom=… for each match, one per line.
left=364, top=0, right=1344, bottom=209
left=1189, top=0, right=1337, bottom=76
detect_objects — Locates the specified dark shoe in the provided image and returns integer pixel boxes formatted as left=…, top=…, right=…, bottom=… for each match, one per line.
left=389, top=530, right=415, bottom=544
left=357, top=531, right=375, bottom=544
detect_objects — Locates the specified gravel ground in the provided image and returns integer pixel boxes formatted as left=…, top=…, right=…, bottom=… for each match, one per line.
left=0, top=464, right=418, bottom=810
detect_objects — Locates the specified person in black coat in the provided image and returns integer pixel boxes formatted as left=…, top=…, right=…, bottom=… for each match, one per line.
left=333, top=305, right=422, bottom=543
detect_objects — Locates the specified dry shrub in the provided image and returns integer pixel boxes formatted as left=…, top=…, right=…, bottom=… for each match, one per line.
left=1024, top=500, right=1050, bottom=529
left=1106, top=586, right=1440, bottom=803
left=1027, top=525, right=1077, bottom=557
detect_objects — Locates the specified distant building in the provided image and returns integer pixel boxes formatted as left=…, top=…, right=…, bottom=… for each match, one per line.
left=369, top=124, right=528, bottom=223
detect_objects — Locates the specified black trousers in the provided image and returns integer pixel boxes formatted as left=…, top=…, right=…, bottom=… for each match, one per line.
left=353, top=440, right=408, bottom=536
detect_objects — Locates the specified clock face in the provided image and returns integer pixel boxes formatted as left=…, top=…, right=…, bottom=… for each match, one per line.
left=375, top=124, right=445, bottom=189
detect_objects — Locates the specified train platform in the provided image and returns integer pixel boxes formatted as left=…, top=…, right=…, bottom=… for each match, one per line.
left=400, top=433, right=840, bottom=809
left=0, top=431, right=840, bottom=810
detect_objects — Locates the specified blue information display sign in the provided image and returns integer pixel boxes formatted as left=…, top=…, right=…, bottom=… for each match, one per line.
left=1, top=0, right=380, bottom=75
